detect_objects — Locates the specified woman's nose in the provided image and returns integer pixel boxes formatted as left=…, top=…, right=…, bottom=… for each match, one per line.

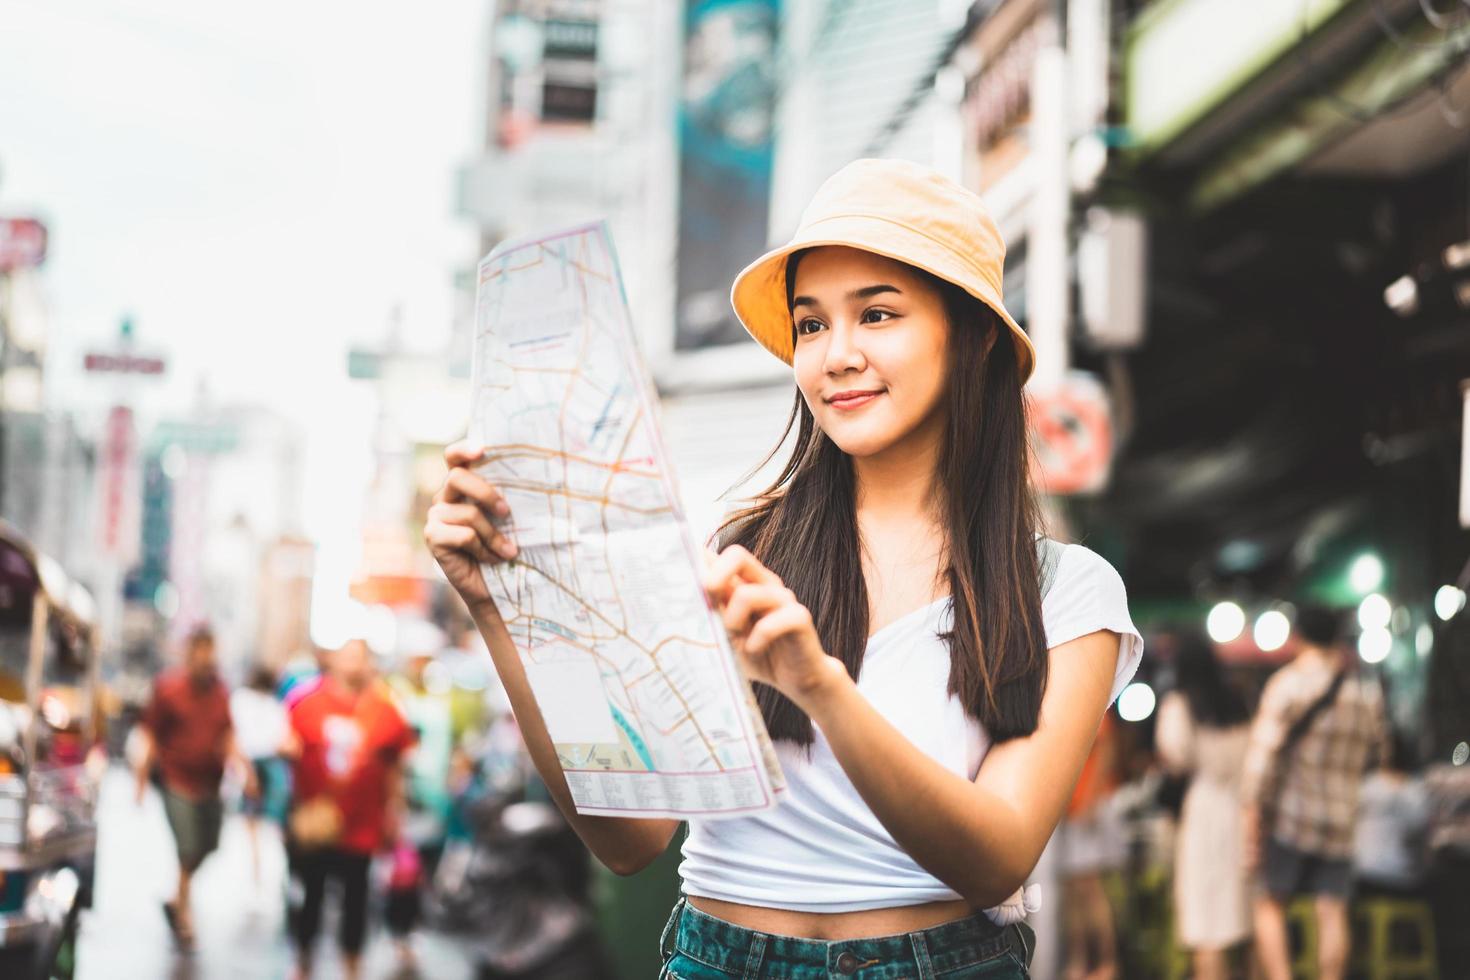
left=823, top=322, right=866, bottom=374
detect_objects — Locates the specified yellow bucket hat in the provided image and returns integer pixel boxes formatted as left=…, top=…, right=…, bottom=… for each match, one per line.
left=730, top=157, right=1035, bottom=381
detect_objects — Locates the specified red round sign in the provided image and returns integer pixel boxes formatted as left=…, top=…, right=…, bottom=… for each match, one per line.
left=1029, top=376, right=1114, bottom=495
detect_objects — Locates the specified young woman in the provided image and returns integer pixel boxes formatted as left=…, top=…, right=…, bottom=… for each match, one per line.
left=425, top=158, right=1142, bottom=978
left=1156, top=634, right=1252, bottom=980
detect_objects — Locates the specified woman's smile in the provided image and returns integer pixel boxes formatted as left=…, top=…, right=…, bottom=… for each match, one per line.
left=826, top=388, right=886, bottom=411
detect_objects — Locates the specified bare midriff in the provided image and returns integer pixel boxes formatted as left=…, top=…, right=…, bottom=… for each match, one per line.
left=686, top=896, right=977, bottom=942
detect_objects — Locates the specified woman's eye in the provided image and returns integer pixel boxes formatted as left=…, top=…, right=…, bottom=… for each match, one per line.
left=795, top=317, right=825, bottom=337
left=861, top=308, right=894, bottom=324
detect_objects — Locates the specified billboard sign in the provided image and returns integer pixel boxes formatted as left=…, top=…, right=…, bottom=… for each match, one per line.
left=83, top=352, right=166, bottom=375
left=541, top=12, right=599, bottom=123
left=675, top=0, right=780, bottom=351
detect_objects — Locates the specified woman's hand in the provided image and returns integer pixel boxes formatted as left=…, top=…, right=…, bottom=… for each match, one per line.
left=424, top=441, right=520, bottom=612
left=704, top=545, right=847, bottom=709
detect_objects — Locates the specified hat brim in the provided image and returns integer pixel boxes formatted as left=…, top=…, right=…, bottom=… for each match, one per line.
left=730, top=220, right=1036, bottom=381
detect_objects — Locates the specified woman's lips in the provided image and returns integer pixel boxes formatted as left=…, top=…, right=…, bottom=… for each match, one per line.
left=826, top=390, right=884, bottom=411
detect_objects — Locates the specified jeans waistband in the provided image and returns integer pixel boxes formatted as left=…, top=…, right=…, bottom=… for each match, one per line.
left=662, top=898, right=1031, bottom=978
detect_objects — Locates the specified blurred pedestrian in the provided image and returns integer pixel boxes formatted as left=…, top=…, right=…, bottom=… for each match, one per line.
left=1241, top=605, right=1391, bottom=980
left=425, top=158, right=1145, bottom=977
left=383, top=832, right=424, bottom=972
left=1353, top=733, right=1429, bottom=896
left=283, top=638, right=413, bottom=980
left=1423, top=758, right=1470, bottom=975
left=230, top=661, right=288, bottom=884
left=133, top=624, right=255, bottom=948
left=1155, top=634, right=1251, bottom=980
left=385, top=637, right=453, bottom=874
left=281, top=645, right=332, bottom=708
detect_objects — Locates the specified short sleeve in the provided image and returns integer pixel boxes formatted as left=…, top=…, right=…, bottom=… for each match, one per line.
left=1040, top=544, right=1143, bottom=705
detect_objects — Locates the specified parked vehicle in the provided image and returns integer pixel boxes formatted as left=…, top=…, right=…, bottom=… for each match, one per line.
left=0, top=524, right=101, bottom=980
left=430, top=788, right=614, bottom=980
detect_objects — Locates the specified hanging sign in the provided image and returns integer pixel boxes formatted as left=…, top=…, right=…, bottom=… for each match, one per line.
left=1029, top=372, right=1114, bottom=495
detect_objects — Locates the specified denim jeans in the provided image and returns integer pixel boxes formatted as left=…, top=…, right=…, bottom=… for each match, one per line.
left=658, top=898, right=1033, bottom=979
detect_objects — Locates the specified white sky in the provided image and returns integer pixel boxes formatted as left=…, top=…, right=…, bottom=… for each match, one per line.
left=0, top=0, right=486, bottom=639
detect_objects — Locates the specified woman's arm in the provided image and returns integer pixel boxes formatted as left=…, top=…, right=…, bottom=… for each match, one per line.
left=805, top=631, right=1118, bottom=906
left=427, top=442, right=680, bottom=876
left=706, top=544, right=1118, bottom=907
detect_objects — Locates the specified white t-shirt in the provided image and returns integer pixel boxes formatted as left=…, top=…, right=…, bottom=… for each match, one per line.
left=679, top=542, right=1143, bottom=913
left=230, top=687, right=288, bottom=762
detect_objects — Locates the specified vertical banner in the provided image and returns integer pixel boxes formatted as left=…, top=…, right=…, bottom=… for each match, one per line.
left=169, top=451, right=211, bottom=643
left=100, top=406, right=139, bottom=561
left=676, top=0, right=780, bottom=351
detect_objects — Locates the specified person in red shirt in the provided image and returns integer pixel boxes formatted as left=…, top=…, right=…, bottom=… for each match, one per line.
left=133, top=624, right=254, bottom=947
left=284, top=637, right=413, bottom=980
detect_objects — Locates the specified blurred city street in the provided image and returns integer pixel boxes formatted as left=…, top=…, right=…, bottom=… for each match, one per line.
left=1, top=0, right=1469, bottom=977
left=77, top=767, right=475, bottom=980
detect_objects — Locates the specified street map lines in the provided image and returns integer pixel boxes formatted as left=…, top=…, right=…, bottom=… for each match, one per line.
left=469, top=222, right=784, bottom=818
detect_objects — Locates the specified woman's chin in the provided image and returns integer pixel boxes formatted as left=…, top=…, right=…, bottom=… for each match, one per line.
left=822, top=426, right=900, bottom=459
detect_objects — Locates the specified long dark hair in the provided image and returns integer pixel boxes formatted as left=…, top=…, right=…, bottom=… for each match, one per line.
left=1174, top=633, right=1249, bottom=728
left=717, top=253, right=1049, bottom=747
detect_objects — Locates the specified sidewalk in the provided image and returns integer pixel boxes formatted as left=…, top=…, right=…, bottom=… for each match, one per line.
left=76, top=767, right=476, bottom=980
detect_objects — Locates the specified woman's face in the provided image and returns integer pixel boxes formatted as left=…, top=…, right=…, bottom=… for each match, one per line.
left=790, top=246, right=950, bottom=459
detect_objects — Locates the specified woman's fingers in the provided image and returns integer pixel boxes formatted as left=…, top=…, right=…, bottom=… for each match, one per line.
left=744, top=604, right=814, bottom=657
left=722, top=583, right=790, bottom=636
left=704, top=544, right=781, bottom=603
left=441, top=468, right=512, bottom=518
left=430, top=502, right=518, bottom=561
left=424, top=520, right=494, bottom=564
left=444, top=441, right=486, bottom=469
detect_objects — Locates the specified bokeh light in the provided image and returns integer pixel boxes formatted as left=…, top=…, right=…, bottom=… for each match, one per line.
left=1206, top=601, right=1246, bottom=644
left=1253, top=610, right=1291, bottom=652
left=1358, top=627, right=1392, bottom=664
left=1116, top=682, right=1156, bottom=723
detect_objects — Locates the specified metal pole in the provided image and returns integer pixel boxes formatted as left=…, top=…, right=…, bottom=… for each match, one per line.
left=1026, top=42, right=1071, bottom=391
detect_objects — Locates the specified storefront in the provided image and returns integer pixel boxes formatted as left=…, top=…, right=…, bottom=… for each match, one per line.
left=1107, top=0, right=1470, bottom=735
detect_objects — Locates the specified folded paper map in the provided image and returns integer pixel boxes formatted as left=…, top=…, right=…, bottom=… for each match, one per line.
left=469, top=221, right=785, bottom=819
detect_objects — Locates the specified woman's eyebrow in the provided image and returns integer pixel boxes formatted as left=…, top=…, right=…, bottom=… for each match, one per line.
left=791, top=283, right=902, bottom=310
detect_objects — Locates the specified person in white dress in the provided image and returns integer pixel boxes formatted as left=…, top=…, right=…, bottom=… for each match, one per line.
left=1156, top=634, right=1252, bottom=980
left=230, top=662, right=288, bottom=883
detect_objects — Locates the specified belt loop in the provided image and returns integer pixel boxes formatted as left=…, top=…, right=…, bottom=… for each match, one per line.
left=741, top=932, right=767, bottom=979
left=909, top=930, right=936, bottom=980
left=659, top=896, right=687, bottom=961
left=1011, top=921, right=1035, bottom=968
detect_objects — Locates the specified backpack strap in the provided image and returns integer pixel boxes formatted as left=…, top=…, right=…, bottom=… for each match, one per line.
left=1036, top=536, right=1065, bottom=600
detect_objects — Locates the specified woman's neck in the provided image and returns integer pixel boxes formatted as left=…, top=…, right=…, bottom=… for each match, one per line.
left=851, top=433, right=949, bottom=614
left=851, top=427, right=943, bottom=525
